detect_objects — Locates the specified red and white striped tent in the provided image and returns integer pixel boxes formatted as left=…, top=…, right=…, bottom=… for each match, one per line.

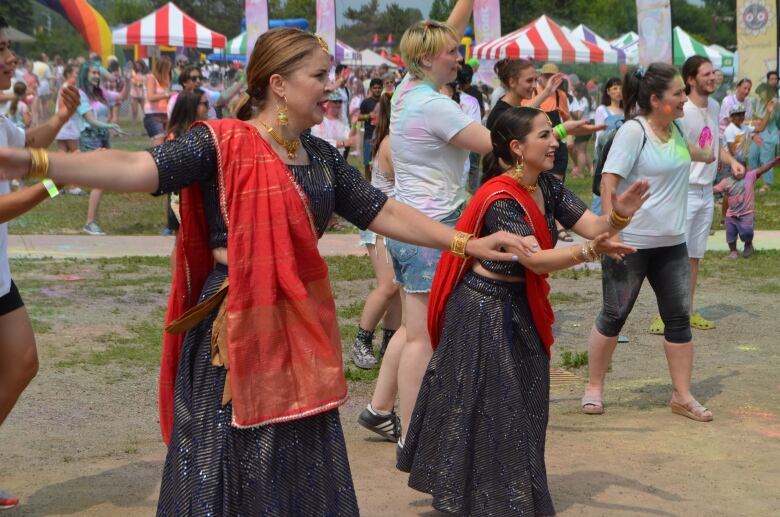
left=473, top=15, right=622, bottom=64
left=112, top=2, right=226, bottom=49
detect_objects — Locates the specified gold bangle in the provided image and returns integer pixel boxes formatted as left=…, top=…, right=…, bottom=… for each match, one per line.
left=608, top=210, right=631, bottom=230
left=450, top=231, right=473, bottom=259
left=28, top=148, right=50, bottom=179
left=570, top=245, right=583, bottom=263
left=587, top=241, right=600, bottom=262
left=610, top=209, right=631, bottom=224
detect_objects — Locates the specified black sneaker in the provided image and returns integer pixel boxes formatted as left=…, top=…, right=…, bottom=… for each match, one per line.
left=357, top=406, right=399, bottom=442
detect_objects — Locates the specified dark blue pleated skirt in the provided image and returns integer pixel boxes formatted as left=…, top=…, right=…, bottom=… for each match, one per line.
left=157, top=265, right=359, bottom=516
left=398, top=272, right=555, bottom=516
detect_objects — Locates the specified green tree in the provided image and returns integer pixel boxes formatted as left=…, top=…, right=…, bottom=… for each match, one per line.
left=429, top=0, right=456, bottom=21
left=0, top=0, right=35, bottom=34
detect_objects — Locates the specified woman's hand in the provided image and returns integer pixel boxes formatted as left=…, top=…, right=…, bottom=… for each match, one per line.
left=541, top=73, right=565, bottom=98
left=611, top=180, right=650, bottom=218
left=0, top=147, right=32, bottom=181
left=466, top=231, right=540, bottom=262
left=563, top=119, right=606, bottom=137
left=590, top=232, right=637, bottom=261
left=55, top=85, right=80, bottom=123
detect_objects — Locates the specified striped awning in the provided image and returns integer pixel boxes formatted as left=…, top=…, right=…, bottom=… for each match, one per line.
left=215, top=32, right=357, bottom=62
left=570, top=24, right=626, bottom=64
left=112, top=2, right=226, bottom=49
left=673, top=26, right=723, bottom=68
left=473, top=15, right=623, bottom=64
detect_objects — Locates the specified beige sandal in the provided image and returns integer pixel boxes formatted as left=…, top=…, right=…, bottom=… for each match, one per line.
left=671, top=400, right=713, bottom=422
left=581, top=397, right=604, bottom=415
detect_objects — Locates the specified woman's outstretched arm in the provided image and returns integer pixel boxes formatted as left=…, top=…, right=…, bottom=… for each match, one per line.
left=0, top=147, right=159, bottom=193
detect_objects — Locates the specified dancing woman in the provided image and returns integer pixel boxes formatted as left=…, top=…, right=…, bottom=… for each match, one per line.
left=0, top=28, right=530, bottom=515
left=398, top=106, right=649, bottom=515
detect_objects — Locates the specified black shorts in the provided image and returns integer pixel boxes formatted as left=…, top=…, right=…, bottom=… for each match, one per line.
left=0, top=281, right=24, bottom=317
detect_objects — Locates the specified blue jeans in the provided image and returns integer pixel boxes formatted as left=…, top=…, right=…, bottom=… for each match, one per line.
left=387, top=205, right=462, bottom=293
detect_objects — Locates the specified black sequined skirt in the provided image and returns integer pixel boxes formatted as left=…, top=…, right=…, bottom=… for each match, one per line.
left=157, top=264, right=359, bottom=516
left=397, top=272, right=555, bottom=516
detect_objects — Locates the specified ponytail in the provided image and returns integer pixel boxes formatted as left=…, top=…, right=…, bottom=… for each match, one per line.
left=623, top=63, right=679, bottom=120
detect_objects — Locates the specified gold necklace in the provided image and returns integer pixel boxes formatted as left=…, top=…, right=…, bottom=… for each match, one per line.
left=506, top=169, right=538, bottom=193
left=258, top=120, right=300, bottom=159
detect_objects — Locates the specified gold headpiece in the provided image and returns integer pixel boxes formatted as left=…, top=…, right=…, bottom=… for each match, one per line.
left=315, top=35, right=330, bottom=54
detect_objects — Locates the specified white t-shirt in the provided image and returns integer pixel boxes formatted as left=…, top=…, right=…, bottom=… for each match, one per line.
left=682, top=98, right=720, bottom=186
left=33, top=61, right=53, bottom=97
left=724, top=122, right=754, bottom=163
left=603, top=117, right=692, bottom=249
left=390, top=74, right=473, bottom=219
left=0, top=115, right=25, bottom=296
left=311, top=117, right=350, bottom=148
left=459, top=92, right=482, bottom=182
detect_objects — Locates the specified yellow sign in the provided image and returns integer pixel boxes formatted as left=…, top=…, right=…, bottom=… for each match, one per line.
left=737, top=0, right=778, bottom=84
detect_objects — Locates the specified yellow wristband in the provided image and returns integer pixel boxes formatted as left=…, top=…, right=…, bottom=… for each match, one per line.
left=41, top=179, right=59, bottom=198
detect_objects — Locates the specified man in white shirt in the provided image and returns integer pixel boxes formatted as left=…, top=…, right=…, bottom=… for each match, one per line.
left=0, top=16, right=79, bottom=510
left=679, top=56, right=744, bottom=332
left=32, top=53, right=54, bottom=119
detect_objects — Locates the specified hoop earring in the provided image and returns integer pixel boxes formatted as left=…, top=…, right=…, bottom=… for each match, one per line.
left=276, top=95, right=289, bottom=126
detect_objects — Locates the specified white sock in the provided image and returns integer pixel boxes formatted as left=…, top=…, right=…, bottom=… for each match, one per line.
left=367, top=403, right=392, bottom=417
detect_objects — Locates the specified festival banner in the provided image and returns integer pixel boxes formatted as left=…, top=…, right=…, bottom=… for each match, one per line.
left=473, top=0, right=501, bottom=43
left=245, top=0, right=269, bottom=61
left=316, top=0, right=337, bottom=59
left=635, top=0, right=672, bottom=66
left=736, top=0, right=778, bottom=85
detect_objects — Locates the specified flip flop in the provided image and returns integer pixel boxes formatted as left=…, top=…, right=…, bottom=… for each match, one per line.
left=557, top=229, right=574, bottom=242
left=690, top=312, right=716, bottom=330
left=671, top=400, right=713, bottom=422
left=649, top=315, right=665, bottom=335
left=581, top=397, right=604, bottom=415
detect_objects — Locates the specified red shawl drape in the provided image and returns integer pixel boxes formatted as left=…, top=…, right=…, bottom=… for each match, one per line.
left=427, top=175, right=556, bottom=358
left=159, top=119, right=347, bottom=444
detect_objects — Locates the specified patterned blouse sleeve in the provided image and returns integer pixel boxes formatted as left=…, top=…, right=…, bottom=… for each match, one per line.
left=548, top=174, right=588, bottom=229
left=313, top=135, right=389, bottom=230
left=148, top=125, right=218, bottom=195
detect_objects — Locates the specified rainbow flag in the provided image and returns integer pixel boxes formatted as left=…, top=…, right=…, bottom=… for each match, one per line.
left=36, top=0, right=113, bottom=63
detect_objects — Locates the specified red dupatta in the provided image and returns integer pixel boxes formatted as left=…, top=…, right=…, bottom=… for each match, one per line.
left=159, top=119, right=347, bottom=443
left=427, top=175, right=556, bottom=357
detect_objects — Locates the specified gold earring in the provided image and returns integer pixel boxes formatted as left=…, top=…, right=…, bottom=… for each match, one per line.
left=513, top=157, right=524, bottom=179
left=276, top=95, right=289, bottom=126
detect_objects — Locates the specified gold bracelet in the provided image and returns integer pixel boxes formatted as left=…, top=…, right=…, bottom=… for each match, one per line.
left=587, top=240, right=600, bottom=262
left=450, top=231, right=474, bottom=259
left=580, top=242, right=590, bottom=262
left=608, top=210, right=631, bottom=230
left=570, top=245, right=583, bottom=263
left=28, top=148, right=50, bottom=179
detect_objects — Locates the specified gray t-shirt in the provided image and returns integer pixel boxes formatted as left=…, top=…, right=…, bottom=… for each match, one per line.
left=603, top=117, right=692, bottom=249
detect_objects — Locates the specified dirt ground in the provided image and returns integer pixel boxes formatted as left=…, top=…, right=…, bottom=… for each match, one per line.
left=2, top=257, right=779, bottom=516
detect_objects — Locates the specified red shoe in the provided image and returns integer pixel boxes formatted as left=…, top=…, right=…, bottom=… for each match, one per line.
left=0, top=488, right=19, bottom=510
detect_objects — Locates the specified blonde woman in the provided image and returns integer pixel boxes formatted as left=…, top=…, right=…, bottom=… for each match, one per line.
left=143, top=56, right=172, bottom=146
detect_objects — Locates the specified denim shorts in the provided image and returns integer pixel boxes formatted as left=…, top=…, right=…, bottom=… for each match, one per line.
left=596, top=242, right=692, bottom=343
left=79, top=127, right=110, bottom=152
left=143, top=113, right=168, bottom=139
left=386, top=205, right=463, bottom=293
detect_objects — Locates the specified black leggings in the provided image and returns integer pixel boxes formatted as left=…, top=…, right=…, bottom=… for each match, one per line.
left=596, top=243, right=692, bottom=343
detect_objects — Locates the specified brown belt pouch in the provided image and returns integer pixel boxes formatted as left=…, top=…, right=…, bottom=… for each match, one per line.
left=165, top=278, right=232, bottom=405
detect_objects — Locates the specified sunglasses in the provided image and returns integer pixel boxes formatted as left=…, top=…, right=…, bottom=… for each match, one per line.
left=188, top=75, right=202, bottom=81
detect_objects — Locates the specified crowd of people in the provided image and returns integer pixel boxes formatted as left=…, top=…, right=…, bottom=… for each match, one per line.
left=0, top=0, right=779, bottom=512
